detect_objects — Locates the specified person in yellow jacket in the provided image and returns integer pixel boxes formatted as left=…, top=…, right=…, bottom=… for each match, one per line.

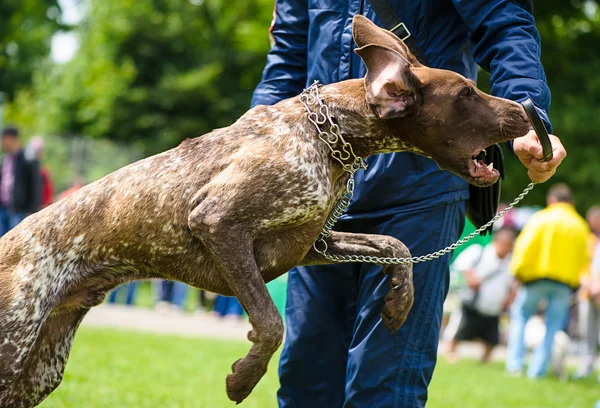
left=574, top=206, right=600, bottom=380
left=505, top=183, right=589, bottom=378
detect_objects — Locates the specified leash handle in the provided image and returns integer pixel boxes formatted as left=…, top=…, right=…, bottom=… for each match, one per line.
left=522, top=98, right=553, bottom=162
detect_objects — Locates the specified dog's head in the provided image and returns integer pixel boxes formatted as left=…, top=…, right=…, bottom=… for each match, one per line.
left=353, top=15, right=530, bottom=187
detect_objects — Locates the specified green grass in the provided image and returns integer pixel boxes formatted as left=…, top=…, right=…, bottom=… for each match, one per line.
left=40, top=328, right=599, bottom=408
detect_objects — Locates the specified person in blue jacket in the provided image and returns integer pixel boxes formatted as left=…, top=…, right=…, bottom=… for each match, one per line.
left=252, top=1, right=566, bottom=407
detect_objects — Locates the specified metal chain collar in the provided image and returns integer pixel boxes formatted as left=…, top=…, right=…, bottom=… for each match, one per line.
left=300, top=80, right=536, bottom=265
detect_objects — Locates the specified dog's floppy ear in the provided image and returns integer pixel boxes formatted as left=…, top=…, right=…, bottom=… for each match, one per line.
left=355, top=44, right=422, bottom=119
left=352, top=14, right=421, bottom=67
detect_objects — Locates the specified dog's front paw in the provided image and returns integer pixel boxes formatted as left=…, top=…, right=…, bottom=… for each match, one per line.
left=381, top=275, right=414, bottom=332
left=226, top=356, right=267, bottom=404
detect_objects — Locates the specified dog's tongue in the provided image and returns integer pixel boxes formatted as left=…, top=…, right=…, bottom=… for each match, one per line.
left=469, top=158, right=499, bottom=183
left=474, top=159, right=494, bottom=174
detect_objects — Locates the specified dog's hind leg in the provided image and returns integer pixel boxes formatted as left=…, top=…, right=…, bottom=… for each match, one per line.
left=301, top=231, right=414, bottom=332
left=0, top=308, right=88, bottom=408
left=188, top=208, right=284, bottom=404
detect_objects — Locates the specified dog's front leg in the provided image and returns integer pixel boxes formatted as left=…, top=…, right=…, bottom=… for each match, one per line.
left=188, top=206, right=283, bottom=404
left=301, top=231, right=414, bottom=331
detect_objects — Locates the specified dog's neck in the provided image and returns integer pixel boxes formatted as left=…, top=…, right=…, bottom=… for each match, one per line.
left=315, top=79, right=425, bottom=161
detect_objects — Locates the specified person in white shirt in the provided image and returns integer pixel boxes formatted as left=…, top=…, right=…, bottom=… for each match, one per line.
left=446, top=228, right=517, bottom=363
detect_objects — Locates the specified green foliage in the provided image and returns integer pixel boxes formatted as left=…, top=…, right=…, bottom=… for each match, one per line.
left=5, top=0, right=600, bottom=211
left=0, top=0, right=64, bottom=99
left=32, top=0, right=274, bottom=155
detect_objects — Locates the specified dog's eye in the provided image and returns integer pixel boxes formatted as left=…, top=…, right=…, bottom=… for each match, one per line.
left=460, top=87, right=475, bottom=98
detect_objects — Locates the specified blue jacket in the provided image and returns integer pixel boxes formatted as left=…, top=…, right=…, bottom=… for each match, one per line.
left=252, top=0, right=552, bottom=216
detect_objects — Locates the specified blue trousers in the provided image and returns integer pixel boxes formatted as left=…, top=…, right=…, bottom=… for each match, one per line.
left=213, top=295, right=244, bottom=317
left=278, top=199, right=465, bottom=408
left=159, top=280, right=189, bottom=309
left=0, top=207, right=26, bottom=237
left=505, top=279, right=573, bottom=378
left=108, top=282, right=138, bottom=306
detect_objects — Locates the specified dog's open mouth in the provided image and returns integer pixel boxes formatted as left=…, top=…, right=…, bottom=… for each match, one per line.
left=467, top=148, right=500, bottom=186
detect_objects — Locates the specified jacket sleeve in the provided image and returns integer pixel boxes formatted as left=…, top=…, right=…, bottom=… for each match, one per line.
left=251, top=0, right=309, bottom=108
left=452, top=0, right=552, bottom=133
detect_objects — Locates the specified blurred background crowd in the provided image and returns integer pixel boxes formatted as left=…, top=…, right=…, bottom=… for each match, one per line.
left=443, top=183, right=600, bottom=382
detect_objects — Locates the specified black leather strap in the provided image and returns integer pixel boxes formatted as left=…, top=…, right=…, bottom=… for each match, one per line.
left=522, top=98, right=553, bottom=162
left=368, top=0, right=429, bottom=65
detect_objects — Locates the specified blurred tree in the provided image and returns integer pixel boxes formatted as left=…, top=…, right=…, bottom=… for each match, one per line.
left=6, top=0, right=600, bottom=212
left=0, top=0, right=65, bottom=99
left=31, top=0, right=273, bottom=154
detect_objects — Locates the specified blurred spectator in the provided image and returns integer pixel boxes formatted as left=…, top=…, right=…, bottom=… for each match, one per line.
left=212, top=295, right=244, bottom=320
left=446, top=228, right=516, bottom=363
left=58, top=175, right=85, bottom=200
left=0, top=126, right=41, bottom=236
left=506, top=184, right=589, bottom=378
left=155, top=280, right=188, bottom=313
left=196, top=290, right=216, bottom=314
left=26, top=136, right=54, bottom=209
left=107, top=282, right=138, bottom=306
left=574, top=205, right=600, bottom=380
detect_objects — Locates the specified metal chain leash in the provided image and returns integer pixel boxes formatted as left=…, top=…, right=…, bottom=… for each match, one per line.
left=300, top=81, right=536, bottom=266
left=300, top=81, right=368, bottom=175
left=314, top=182, right=536, bottom=265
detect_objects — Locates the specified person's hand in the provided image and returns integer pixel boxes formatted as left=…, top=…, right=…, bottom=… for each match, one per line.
left=513, top=130, right=566, bottom=183
left=464, top=270, right=480, bottom=290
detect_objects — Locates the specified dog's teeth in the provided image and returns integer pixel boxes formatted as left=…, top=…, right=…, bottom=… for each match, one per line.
left=487, top=162, right=494, bottom=171
left=482, top=149, right=487, bottom=156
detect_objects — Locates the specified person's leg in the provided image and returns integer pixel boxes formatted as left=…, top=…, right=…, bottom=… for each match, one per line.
left=0, top=207, right=10, bottom=237
left=446, top=305, right=477, bottom=363
left=575, top=300, right=595, bottom=377
left=480, top=315, right=501, bottom=364
left=199, top=290, right=207, bottom=310
left=125, top=282, right=138, bottom=306
left=225, top=297, right=244, bottom=316
left=212, top=295, right=226, bottom=316
left=107, top=287, right=120, bottom=304
left=7, top=211, right=26, bottom=230
left=481, top=343, right=495, bottom=364
left=527, top=282, right=572, bottom=378
left=344, top=200, right=465, bottom=408
left=505, top=282, right=544, bottom=374
left=277, top=261, right=360, bottom=408
left=107, top=289, right=118, bottom=303
left=171, top=282, right=189, bottom=309
left=447, top=339, right=459, bottom=353
left=593, top=303, right=600, bottom=374
left=159, top=280, right=172, bottom=302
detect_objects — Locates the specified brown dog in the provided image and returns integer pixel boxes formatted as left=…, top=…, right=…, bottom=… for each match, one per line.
left=0, top=15, right=530, bottom=407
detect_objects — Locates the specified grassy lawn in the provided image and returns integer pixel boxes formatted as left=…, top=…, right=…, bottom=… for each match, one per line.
left=40, top=328, right=599, bottom=408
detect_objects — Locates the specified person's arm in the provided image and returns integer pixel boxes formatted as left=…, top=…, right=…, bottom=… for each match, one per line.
left=452, top=0, right=565, bottom=183
left=452, top=0, right=550, bottom=130
left=503, top=277, right=520, bottom=311
left=452, top=245, right=484, bottom=290
left=251, top=0, right=309, bottom=108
